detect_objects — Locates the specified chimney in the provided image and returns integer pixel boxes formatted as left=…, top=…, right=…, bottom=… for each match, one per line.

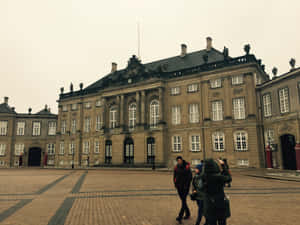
left=180, top=44, right=187, bottom=57
left=111, top=62, right=117, bottom=73
left=4, top=97, right=8, bottom=104
left=206, top=37, right=212, bottom=51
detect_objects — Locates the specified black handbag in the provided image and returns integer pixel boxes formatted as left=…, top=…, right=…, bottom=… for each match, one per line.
left=190, top=192, right=197, bottom=201
left=224, top=196, right=231, bottom=218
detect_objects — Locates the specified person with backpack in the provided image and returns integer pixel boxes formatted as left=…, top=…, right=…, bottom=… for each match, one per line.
left=173, top=156, right=192, bottom=224
left=191, top=163, right=207, bottom=225
left=202, top=158, right=232, bottom=225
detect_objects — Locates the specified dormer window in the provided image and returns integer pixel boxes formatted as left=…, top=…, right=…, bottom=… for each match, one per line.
left=210, top=79, right=222, bottom=88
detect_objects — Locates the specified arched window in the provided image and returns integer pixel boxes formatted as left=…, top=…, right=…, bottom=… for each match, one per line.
left=128, top=103, right=137, bottom=129
left=150, top=100, right=159, bottom=128
left=234, top=131, right=248, bottom=151
left=109, top=106, right=117, bottom=128
left=212, top=131, right=225, bottom=152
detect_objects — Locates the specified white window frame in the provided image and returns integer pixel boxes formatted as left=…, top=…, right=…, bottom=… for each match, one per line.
left=233, top=98, right=246, bottom=120
left=84, top=117, right=91, bottom=132
left=171, top=86, right=180, bottom=95
left=94, top=140, right=100, bottom=153
left=192, top=159, right=201, bottom=165
left=15, top=144, right=24, bottom=156
left=232, top=74, right=243, bottom=85
left=128, top=103, right=137, bottom=129
left=59, top=142, right=65, bottom=155
left=212, top=131, right=225, bottom=152
left=190, top=135, right=201, bottom=152
left=189, top=104, right=199, bottom=123
left=0, top=121, right=8, bottom=136
left=96, top=99, right=102, bottom=107
left=61, top=120, right=66, bottom=134
left=32, top=122, right=41, bottom=136
left=150, top=100, right=159, bottom=128
left=263, top=94, right=272, bottom=117
left=71, top=119, right=76, bottom=134
left=187, top=83, right=198, bottom=93
left=210, top=79, right=222, bottom=88
left=62, top=105, right=68, bottom=112
left=237, top=159, right=249, bottom=166
left=47, top=143, right=55, bottom=155
left=212, top=101, right=223, bottom=121
left=171, top=105, right=181, bottom=125
left=69, top=141, right=75, bottom=155
left=234, top=131, right=248, bottom=151
left=110, top=106, right=117, bottom=129
left=264, top=129, right=275, bottom=146
left=48, top=121, right=56, bottom=136
left=84, top=102, right=91, bottom=109
left=83, top=141, right=90, bottom=154
left=279, top=88, right=290, bottom=114
left=71, top=103, right=77, bottom=110
left=16, top=121, right=25, bottom=136
left=0, top=144, right=6, bottom=156
left=96, top=115, right=102, bottom=131
left=172, top=136, right=182, bottom=152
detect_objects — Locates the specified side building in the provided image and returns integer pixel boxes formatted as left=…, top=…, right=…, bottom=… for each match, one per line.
left=0, top=98, right=57, bottom=167
left=56, top=38, right=269, bottom=169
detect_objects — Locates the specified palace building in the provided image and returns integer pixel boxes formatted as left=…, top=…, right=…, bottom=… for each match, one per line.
left=1, top=37, right=300, bottom=169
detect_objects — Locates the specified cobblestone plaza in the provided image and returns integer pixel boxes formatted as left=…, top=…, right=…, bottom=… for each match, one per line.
left=0, top=169, right=300, bottom=225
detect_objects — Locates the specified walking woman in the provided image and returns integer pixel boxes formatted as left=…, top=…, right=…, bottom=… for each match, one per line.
left=192, top=163, right=206, bottom=225
left=202, top=158, right=232, bottom=225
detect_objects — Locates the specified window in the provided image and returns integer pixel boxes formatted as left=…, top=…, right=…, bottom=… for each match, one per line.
left=234, top=131, right=248, bottom=151
left=16, top=121, right=25, bottom=136
left=0, top=121, right=8, bottom=136
left=210, top=79, right=222, bottom=88
left=171, top=106, right=181, bottom=125
left=32, top=122, right=41, bottom=136
left=263, top=94, right=272, bottom=117
left=172, top=136, right=182, bottom=152
left=48, top=121, right=56, bottom=135
left=0, top=144, right=6, bottom=156
left=171, top=87, right=180, bottom=95
left=96, top=115, right=102, bottom=131
left=96, top=99, right=102, bottom=107
left=279, top=88, right=289, bottom=113
left=84, top=117, right=91, bottom=132
left=109, top=106, right=117, bottom=128
left=187, top=83, right=198, bottom=93
left=71, top=103, right=77, bottom=110
left=83, top=141, right=89, bottom=154
left=212, top=132, right=225, bottom=151
left=237, top=159, right=249, bottom=166
left=69, top=141, right=75, bottom=155
left=124, top=139, right=134, bottom=164
left=233, top=98, right=245, bottom=119
left=264, top=129, right=275, bottom=146
left=105, top=140, right=112, bottom=164
left=94, top=141, right=100, bottom=153
left=61, top=120, right=66, bottom=134
left=128, top=103, right=137, bottom=129
left=192, top=159, right=201, bottom=165
left=255, top=73, right=262, bottom=85
left=232, top=75, right=243, bottom=85
left=0, top=161, right=5, bottom=166
left=190, top=135, right=201, bottom=152
left=59, top=142, right=64, bottom=155
left=150, top=100, right=159, bottom=128
left=71, top=119, right=76, bottom=134
left=47, top=160, right=54, bottom=165
left=212, top=101, right=223, bottom=121
left=147, top=137, right=155, bottom=164
left=62, top=105, right=68, bottom=112
left=84, top=102, right=91, bottom=109
left=15, top=144, right=24, bottom=156
left=47, top=143, right=55, bottom=155
left=189, top=104, right=199, bottom=123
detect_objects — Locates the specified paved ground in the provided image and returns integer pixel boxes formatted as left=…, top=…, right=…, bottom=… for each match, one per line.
left=0, top=169, right=300, bottom=225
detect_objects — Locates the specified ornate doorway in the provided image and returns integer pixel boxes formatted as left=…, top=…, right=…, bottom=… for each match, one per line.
left=280, top=134, right=296, bottom=170
left=28, top=147, right=42, bottom=166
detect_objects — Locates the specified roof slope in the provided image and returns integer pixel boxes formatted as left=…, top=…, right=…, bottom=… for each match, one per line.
left=0, top=103, right=15, bottom=114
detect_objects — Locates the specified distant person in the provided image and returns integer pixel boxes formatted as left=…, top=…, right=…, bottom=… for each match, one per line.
left=192, top=163, right=207, bottom=225
left=87, top=156, right=90, bottom=167
left=222, top=159, right=232, bottom=187
left=173, top=156, right=192, bottom=224
left=202, top=159, right=231, bottom=225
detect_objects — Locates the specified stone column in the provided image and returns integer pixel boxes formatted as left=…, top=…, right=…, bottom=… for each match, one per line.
left=136, top=92, right=140, bottom=125
left=101, top=97, right=107, bottom=128
left=120, top=95, right=124, bottom=128
left=141, top=91, right=146, bottom=125
left=203, top=81, right=210, bottom=120
left=158, top=87, right=164, bottom=122
left=224, top=77, right=232, bottom=119
left=116, top=96, right=121, bottom=127
left=295, top=144, right=300, bottom=171
left=246, top=73, right=256, bottom=117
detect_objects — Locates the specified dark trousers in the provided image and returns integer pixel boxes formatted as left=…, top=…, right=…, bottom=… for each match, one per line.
left=206, top=218, right=226, bottom=225
left=195, top=200, right=203, bottom=225
left=177, top=188, right=190, bottom=218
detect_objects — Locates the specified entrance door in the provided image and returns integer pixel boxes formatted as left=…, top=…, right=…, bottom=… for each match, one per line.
left=28, top=147, right=42, bottom=166
left=147, top=137, right=155, bottom=164
left=124, top=138, right=134, bottom=164
left=280, top=134, right=296, bottom=170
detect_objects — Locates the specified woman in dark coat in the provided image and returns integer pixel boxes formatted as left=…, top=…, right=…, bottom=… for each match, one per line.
left=202, top=158, right=231, bottom=225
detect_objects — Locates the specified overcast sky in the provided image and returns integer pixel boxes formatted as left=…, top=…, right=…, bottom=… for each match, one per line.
left=0, top=0, right=299, bottom=114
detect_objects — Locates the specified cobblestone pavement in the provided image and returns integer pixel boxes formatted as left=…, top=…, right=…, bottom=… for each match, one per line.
left=0, top=168, right=300, bottom=225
